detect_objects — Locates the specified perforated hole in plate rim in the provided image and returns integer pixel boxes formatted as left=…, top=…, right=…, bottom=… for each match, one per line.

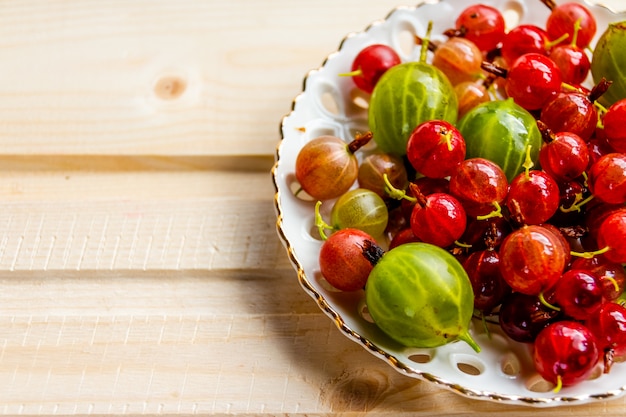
left=502, top=0, right=526, bottom=29
left=500, top=352, right=522, bottom=378
left=273, top=0, right=626, bottom=407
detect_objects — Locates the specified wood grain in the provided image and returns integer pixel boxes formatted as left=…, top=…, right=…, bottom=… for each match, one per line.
left=0, top=0, right=405, bottom=157
left=0, top=0, right=624, bottom=415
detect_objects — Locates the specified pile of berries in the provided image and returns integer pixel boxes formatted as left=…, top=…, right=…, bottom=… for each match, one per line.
left=293, top=1, right=626, bottom=392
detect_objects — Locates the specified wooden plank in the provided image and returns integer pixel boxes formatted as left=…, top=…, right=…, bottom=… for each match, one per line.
left=0, top=0, right=623, bottom=414
left=0, top=0, right=404, bottom=157
left=1, top=291, right=625, bottom=415
left=0, top=310, right=426, bottom=415
left=0, top=169, right=290, bottom=272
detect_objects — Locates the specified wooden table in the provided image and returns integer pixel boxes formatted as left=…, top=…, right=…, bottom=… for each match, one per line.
left=1, top=0, right=624, bottom=415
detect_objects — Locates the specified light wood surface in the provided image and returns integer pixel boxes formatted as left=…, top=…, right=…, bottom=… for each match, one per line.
left=1, top=0, right=625, bottom=415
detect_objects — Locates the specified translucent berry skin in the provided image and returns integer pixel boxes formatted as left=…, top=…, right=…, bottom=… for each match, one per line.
left=505, top=53, right=563, bottom=111
left=410, top=192, right=467, bottom=248
left=539, top=223, right=572, bottom=266
left=549, top=44, right=590, bottom=85
left=498, top=225, right=567, bottom=295
left=460, top=216, right=511, bottom=251
left=454, top=81, right=490, bottom=120
left=533, top=321, right=599, bottom=387
left=319, top=228, right=378, bottom=291
left=597, top=208, right=626, bottom=264
left=295, top=135, right=357, bottom=200
left=500, top=24, right=548, bottom=67
left=358, top=152, right=408, bottom=200
left=349, top=44, right=401, bottom=94
left=388, top=227, right=421, bottom=250
left=364, top=243, right=479, bottom=351
left=331, top=188, right=389, bottom=238
left=546, top=2, right=597, bottom=49
left=406, top=120, right=466, bottom=179
left=553, top=269, right=605, bottom=320
left=539, top=131, right=590, bottom=182
left=498, top=292, right=561, bottom=343
left=550, top=179, right=585, bottom=226
left=462, top=249, right=510, bottom=314
left=412, top=177, right=450, bottom=195
left=505, top=170, right=560, bottom=225
left=455, top=4, right=505, bottom=52
left=586, top=302, right=626, bottom=362
left=588, top=153, right=626, bottom=204
left=584, top=202, right=624, bottom=243
left=432, top=37, right=483, bottom=86
left=570, top=256, right=626, bottom=301
left=602, top=98, right=626, bottom=153
left=458, top=98, right=543, bottom=182
left=540, top=92, right=598, bottom=142
left=399, top=178, right=451, bottom=223
left=449, top=158, right=508, bottom=217
left=587, top=136, right=616, bottom=168
left=369, top=61, right=458, bottom=156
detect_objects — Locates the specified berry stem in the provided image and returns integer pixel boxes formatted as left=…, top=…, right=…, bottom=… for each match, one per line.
left=539, top=0, right=557, bottom=10
left=559, top=193, right=594, bottom=213
left=359, top=239, right=385, bottom=266
left=560, top=82, right=583, bottom=93
left=544, top=33, right=570, bottom=50
left=581, top=171, right=589, bottom=188
left=507, top=199, right=526, bottom=228
left=594, top=100, right=609, bottom=118
left=589, top=78, right=612, bottom=104
left=481, top=61, right=508, bottom=79
left=383, top=174, right=416, bottom=202
left=338, top=67, right=364, bottom=78
left=522, top=145, right=534, bottom=179
left=602, top=275, right=621, bottom=293
left=539, top=291, right=561, bottom=312
left=553, top=375, right=563, bottom=393
left=484, top=223, right=500, bottom=250
left=458, top=330, right=481, bottom=353
left=413, top=34, right=438, bottom=52
left=314, top=201, right=333, bottom=241
left=347, top=131, right=373, bottom=154
left=592, top=78, right=611, bottom=129
left=443, top=26, right=467, bottom=39
left=570, top=245, right=611, bottom=259
left=604, top=348, right=615, bottom=374
left=441, top=128, right=453, bottom=152
left=561, top=81, right=581, bottom=92
left=408, top=183, right=429, bottom=207
left=537, top=120, right=555, bottom=144
left=570, top=18, right=582, bottom=47
left=420, top=21, right=434, bottom=64
left=476, top=201, right=503, bottom=221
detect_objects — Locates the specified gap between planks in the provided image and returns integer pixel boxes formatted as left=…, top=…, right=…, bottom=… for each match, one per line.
left=0, top=154, right=275, bottom=173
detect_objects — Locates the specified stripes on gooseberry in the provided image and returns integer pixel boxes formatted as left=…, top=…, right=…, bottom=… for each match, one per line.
left=366, top=244, right=473, bottom=347
left=369, top=63, right=457, bottom=155
left=459, top=98, right=541, bottom=181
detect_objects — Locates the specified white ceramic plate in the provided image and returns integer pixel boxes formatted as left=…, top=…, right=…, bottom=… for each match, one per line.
left=272, top=0, right=626, bottom=407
